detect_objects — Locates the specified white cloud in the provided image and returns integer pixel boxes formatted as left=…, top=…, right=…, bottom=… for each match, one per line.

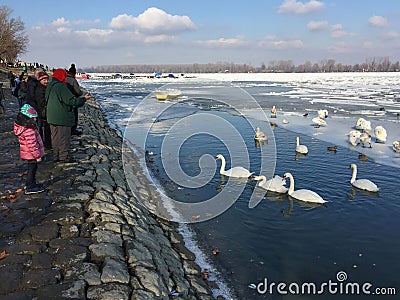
left=197, top=36, right=249, bottom=48
left=380, top=30, right=398, bottom=40
left=330, top=24, right=342, bottom=31
left=362, top=41, right=375, bottom=49
left=308, top=20, right=329, bottom=31
left=110, top=7, right=196, bottom=35
left=328, top=41, right=350, bottom=53
left=330, top=24, right=355, bottom=39
left=271, top=39, right=304, bottom=49
left=52, top=17, right=69, bottom=26
left=278, top=0, right=324, bottom=14
left=258, top=37, right=304, bottom=49
left=368, top=16, right=388, bottom=27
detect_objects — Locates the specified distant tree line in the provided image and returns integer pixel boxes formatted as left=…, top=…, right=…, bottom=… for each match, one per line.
left=84, top=57, right=400, bottom=74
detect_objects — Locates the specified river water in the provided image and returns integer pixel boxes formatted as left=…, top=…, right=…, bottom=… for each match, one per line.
left=81, top=72, right=400, bottom=299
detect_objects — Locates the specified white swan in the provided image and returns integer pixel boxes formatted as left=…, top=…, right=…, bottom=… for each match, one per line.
left=349, top=164, right=379, bottom=192
left=356, top=117, right=371, bottom=132
left=254, top=127, right=268, bottom=141
left=374, top=125, right=387, bottom=143
left=348, top=130, right=361, bottom=146
left=215, top=154, right=253, bottom=178
left=271, top=105, right=277, bottom=118
left=360, top=131, right=372, bottom=148
left=393, top=141, right=400, bottom=153
left=282, top=172, right=326, bottom=203
left=296, top=136, right=308, bottom=154
left=252, top=175, right=288, bottom=193
left=317, top=109, right=328, bottom=118
left=312, top=116, right=327, bottom=126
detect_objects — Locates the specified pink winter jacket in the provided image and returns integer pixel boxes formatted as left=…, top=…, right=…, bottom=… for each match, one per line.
left=14, top=123, right=45, bottom=160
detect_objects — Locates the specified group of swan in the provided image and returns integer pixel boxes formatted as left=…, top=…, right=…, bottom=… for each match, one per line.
left=347, top=120, right=390, bottom=148
left=253, top=172, right=326, bottom=203
left=213, top=110, right=384, bottom=204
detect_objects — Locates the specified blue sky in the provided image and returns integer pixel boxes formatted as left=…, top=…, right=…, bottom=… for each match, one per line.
left=2, top=0, right=399, bottom=69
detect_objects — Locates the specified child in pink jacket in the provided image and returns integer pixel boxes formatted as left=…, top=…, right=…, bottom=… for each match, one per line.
left=14, top=104, right=46, bottom=194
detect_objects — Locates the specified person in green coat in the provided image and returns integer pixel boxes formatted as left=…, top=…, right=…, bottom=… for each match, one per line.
left=45, top=68, right=90, bottom=163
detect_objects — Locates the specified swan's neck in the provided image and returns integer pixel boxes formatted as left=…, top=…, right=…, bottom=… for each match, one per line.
left=351, top=166, right=357, bottom=183
left=296, top=137, right=300, bottom=146
left=219, top=156, right=226, bottom=174
left=259, top=176, right=267, bottom=186
left=287, top=174, right=295, bottom=195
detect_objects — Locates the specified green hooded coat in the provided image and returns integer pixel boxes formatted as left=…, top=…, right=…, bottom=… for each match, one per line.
left=45, top=78, right=85, bottom=126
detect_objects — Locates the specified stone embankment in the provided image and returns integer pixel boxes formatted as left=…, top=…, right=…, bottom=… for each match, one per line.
left=0, top=78, right=222, bottom=300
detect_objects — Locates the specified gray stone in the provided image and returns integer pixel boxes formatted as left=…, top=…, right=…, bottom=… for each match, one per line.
left=6, top=242, right=45, bottom=254
left=53, top=246, right=88, bottom=268
left=125, top=240, right=154, bottom=269
left=36, top=280, right=86, bottom=299
left=93, top=182, right=114, bottom=193
left=25, top=223, right=59, bottom=242
left=101, top=257, right=130, bottom=284
left=135, top=266, right=169, bottom=297
left=87, top=283, right=131, bottom=300
left=182, top=259, right=201, bottom=276
left=31, top=253, right=52, bottom=269
left=94, top=190, right=113, bottom=203
left=20, top=268, right=61, bottom=289
left=43, top=210, right=84, bottom=225
left=89, top=243, right=124, bottom=262
left=87, top=199, right=120, bottom=214
left=68, top=192, right=91, bottom=202
left=64, top=262, right=101, bottom=285
left=187, top=275, right=212, bottom=295
left=103, top=222, right=121, bottom=233
left=92, top=230, right=122, bottom=246
left=100, top=213, right=125, bottom=224
left=60, top=225, right=80, bottom=238
left=49, top=237, right=91, bottom=249
left=130, top=289, right=161, bottom=300
left=0, top=291, right=34, bottom=300
left=0, top=264, right=24, bottom=293
left=0, top=253, right=30, bottom=267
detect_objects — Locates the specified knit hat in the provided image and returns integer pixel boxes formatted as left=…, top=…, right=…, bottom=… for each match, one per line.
left=37, top=72, right=49, bottom=81
left=69, top=63, right=77, bottom=74
left=20, top=104, right=38, bottom=118
left=52, top=68, right=67, bottom=84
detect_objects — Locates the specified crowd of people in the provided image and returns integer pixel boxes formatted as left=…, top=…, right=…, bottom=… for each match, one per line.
left=8, top=64, right=91, bottom=194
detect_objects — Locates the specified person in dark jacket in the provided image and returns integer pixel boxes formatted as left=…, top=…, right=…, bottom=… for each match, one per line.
left=66, top=64, right=84, bottom=135
left=34, top=71, right=52, bottom=149
left=25, top=68, right=45, bottom=141
left=45, top=68, right=89, bottom=163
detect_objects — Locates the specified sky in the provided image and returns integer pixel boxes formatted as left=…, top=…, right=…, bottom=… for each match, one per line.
left=2, top=0, right=400, bottom=69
